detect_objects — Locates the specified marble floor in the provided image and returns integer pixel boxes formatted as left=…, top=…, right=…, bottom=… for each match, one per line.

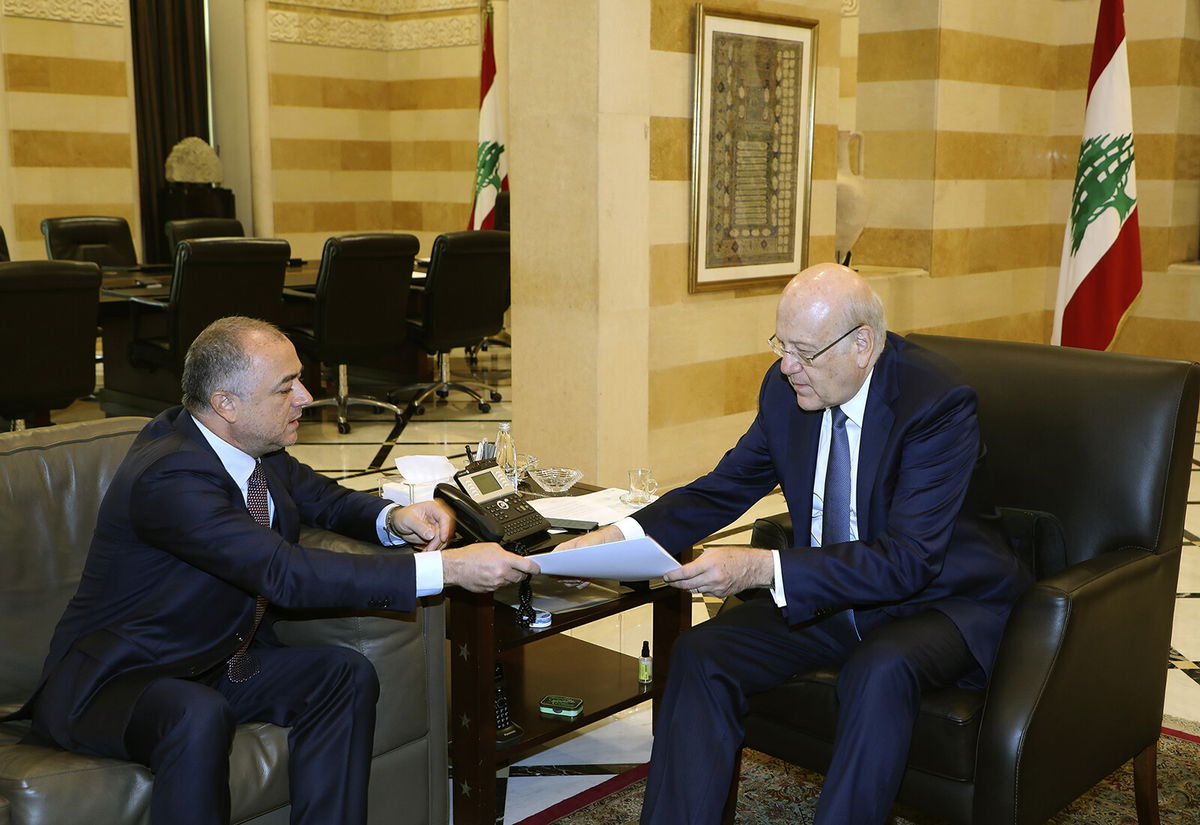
left=45, top=346, right=1200, bottom=824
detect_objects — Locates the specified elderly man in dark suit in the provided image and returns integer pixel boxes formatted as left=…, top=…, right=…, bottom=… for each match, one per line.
left=564, top=263, right=1030, bottom=824
left=25, top=316, right=540, bottom=825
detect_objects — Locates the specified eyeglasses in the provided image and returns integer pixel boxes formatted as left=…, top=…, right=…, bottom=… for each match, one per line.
left=768, top=325, right=863, bottom=366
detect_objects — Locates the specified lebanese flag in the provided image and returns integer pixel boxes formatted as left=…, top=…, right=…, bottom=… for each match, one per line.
left=1052, top=0, right=1142, bottom=350
left=468, top=11, right=508, bottom=230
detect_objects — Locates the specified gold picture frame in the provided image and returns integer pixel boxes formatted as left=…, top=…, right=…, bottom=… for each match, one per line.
left=689, top=5, right=818, bottom=293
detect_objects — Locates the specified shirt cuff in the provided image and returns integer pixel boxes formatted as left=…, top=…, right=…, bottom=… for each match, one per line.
left=768, top=549, right=787, bottom=607
left=377, top=503, right=405, bottom=546
left=613, top=516, right=645, bottom=540
left=413, top=550, right=443, bottom=598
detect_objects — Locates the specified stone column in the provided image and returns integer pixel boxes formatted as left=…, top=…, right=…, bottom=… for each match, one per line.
left=508, top=0, right=651, bottom=487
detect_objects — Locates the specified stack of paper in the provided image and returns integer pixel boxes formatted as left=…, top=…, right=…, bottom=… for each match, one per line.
left=528, top=487, right=645, bottom=525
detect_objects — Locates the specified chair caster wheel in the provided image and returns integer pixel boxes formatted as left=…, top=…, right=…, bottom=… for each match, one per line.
left=436, top=388, right=449, bottom=399
left=337, top=421, right=351, bottom=434
left=489, top=391, right=502, bottom=402
left=478, top=402, right=491, bottom=413
left=414, top=405, right=426, bottom=415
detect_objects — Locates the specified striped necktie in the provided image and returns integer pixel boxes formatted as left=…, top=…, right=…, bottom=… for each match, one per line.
left=822, top=406, right=852, bottom=545
left=228, top=460, right=270, bottom=683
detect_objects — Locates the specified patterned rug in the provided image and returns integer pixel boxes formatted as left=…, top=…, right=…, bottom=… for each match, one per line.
left=522, top=721, right=1200, bottom=825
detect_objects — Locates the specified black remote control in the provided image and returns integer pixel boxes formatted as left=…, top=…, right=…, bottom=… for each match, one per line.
left=545, top=517, right=599, bottom=532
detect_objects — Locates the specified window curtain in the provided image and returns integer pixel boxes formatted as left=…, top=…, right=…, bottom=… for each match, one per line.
left=129, top=0, right=210, bottom=264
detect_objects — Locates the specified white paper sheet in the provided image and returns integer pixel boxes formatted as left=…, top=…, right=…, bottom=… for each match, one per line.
left=528, top=487, right=652, bottom=525
left=532, top=536, right=681, bottom=580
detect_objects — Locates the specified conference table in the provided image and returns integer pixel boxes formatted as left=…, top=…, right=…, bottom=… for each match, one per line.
left=98, top=258, right=429, bottom=304
left=99, top=260, right=319, bottom=304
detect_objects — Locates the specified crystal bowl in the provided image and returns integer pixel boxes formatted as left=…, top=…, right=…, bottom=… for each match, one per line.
left=529, top=466, right=583, bottom=493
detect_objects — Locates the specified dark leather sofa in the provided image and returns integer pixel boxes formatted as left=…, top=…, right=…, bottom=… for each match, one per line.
left=725, top=334, right=1200, bottom=825
left=0, top=418, right=448, bottom=825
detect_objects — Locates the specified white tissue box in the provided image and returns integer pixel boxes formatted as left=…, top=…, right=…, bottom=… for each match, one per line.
left=380, top=479, right=447, bottom=505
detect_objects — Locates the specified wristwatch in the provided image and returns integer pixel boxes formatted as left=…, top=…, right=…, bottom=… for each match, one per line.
left=383, top=505, right=405, bottom=542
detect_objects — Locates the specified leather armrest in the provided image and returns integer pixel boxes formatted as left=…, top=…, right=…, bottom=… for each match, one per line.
left=272, top=527, right=445, bottom=758
left=751, top=513, right=793, bottom=550
left=973, top=546, right=1180, bottom=823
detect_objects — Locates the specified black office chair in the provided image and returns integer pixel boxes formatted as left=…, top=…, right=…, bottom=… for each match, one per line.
left=126, top=237, right=290, bottom=375
left=164, top=218, right=245, bottom=257
left=0, top=225, right=10, bottom=262
left=722, top=335, right=1200, bottom=825
left=0, top=260, right=101, bottom=429
left=40, top=216, right=138, bottom=268
left=395, top=231, right=508, bottom=415
left=284, top=233, right=419, bottom=434
left=467, top=195, right=512, bottom=365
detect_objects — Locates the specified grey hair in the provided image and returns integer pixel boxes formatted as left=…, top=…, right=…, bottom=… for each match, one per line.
left=840, top=282, right=887, bottom=343
left=181, top=316, right=285, bottom=414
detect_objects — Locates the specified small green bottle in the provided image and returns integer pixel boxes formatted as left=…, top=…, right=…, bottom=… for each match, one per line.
left=638, top=640, right=653, bottom=684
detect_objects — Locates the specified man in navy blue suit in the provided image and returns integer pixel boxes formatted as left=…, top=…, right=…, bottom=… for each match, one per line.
left=25, top=316, right=541, bottom=825
left=563, top=263, right=1030, bottom=824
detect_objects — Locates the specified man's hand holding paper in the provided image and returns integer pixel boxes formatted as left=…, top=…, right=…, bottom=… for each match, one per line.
left=662, top=546, right=775, bottom=599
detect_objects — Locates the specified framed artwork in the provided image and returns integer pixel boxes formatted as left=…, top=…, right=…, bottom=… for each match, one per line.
left=689, top=6, right=818, bottom=293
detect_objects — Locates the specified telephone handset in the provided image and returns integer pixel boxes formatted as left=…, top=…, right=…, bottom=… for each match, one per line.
left=434, top=462, right=550, bottom=549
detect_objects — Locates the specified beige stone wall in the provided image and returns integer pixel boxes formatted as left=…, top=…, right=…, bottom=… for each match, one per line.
left=510, top=0, right=841, bottom=490
left=263, top=0, right=482, bottom=259
left=645, top=0, right=841, bottom=486
left=0, top=8, right=139, bottom=260
left=850, top=0, right=1199, bottom=353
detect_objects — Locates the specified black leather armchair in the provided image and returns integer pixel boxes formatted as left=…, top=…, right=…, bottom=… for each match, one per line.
left=0, top=260, right=101, bottom=429
left=164, top=217, right=245, bottom=256
left=285, top=233, right=419, bottom=434
left=396, top=230, right=508, bottom=414
left=0, top=419, right=448, bottom=825
left=724, top=334, right=1200, bottom=825
left=41, top=216, right=138, bottom=268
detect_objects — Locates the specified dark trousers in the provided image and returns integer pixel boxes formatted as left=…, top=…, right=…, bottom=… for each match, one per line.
left=640, top=597, right=977, bottom=825
left=121, top=643, right=379, bottom=825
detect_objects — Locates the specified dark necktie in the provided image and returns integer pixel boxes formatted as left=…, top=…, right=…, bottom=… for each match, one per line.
left=821, top=407, right=861, bottom=640
left=823, top=406, right=852, bottom=545
left=228, top=460, right=270, bottom=683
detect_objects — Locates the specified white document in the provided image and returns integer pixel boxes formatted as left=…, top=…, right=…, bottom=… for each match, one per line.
left=528, top=487, right=650, bottom=525
left=532, top=536, right=681, bottom=581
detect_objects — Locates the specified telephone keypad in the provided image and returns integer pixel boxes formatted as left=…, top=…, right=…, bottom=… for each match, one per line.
left=482, top=495, right=546, bottom=542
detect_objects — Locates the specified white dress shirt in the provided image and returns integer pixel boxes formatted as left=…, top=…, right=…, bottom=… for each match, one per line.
left=192, top=414, right=442, bottom=596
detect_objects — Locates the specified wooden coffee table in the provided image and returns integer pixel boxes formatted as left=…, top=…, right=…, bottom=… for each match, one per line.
left=446, top=539, right=691, bottom=824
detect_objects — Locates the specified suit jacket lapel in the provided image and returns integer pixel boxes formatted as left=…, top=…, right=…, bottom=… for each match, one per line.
left=785, top=399, right=822, bottom=543
left=177, top=410, right=297, bottom=539
left=261, top=458, right=298, bottom=540
left=857, top=341, right=900, bottom=539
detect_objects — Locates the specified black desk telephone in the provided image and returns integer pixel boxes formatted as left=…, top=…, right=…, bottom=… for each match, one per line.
left=434, top=461, right=551, bottom=549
